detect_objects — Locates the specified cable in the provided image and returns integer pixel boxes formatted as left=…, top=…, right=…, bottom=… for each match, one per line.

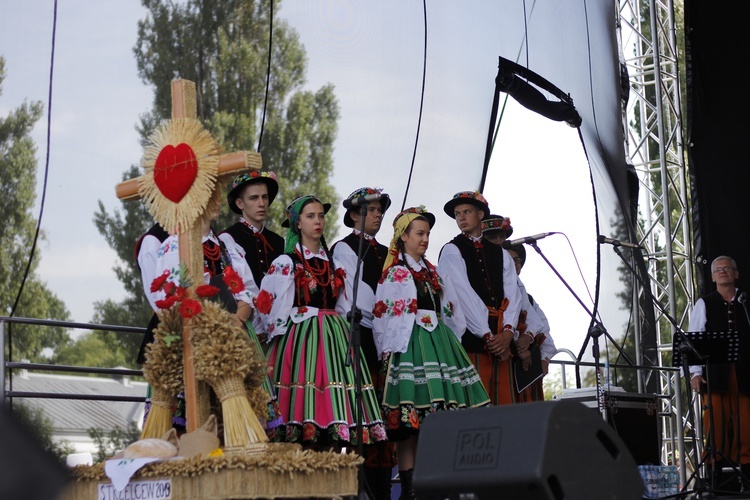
left=256, top=0, right=274, bottom=152
left=400, top=0, right=428, bottom=211
left=10, top=0, right=58, bottom=318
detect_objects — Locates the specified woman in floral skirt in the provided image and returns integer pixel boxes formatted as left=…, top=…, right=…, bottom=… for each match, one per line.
left=255, top=194, right=387, bottom=448
left=373, top=206, right=490, bottom=499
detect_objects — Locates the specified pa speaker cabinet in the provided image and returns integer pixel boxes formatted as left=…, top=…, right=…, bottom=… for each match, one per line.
left=413, top=400, right=643, bottom=500
left=561, top=390, right=660, bottom=465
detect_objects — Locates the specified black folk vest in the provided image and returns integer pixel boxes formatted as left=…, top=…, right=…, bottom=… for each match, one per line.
left=703, top=290, right=750, bottom=394
left=449, top=235, right=505, bottom=353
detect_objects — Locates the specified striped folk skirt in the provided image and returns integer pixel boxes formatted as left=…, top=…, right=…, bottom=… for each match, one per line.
left=382, top=321, right=490, bottom=441
left=268, top=310, right=387, bottom=447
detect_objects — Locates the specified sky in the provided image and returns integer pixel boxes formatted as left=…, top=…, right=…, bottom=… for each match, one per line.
left=0, top=1, right=615, bottom=376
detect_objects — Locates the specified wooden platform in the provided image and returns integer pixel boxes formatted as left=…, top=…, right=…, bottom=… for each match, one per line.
left=61, top=445, right=360, bottom=500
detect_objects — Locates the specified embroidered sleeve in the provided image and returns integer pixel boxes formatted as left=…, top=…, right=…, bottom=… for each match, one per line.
left=372, top=265, right=417, bottom=355
left=256, top=255, right=295, bottom=340
left=439, top=272, right=467, bottom=340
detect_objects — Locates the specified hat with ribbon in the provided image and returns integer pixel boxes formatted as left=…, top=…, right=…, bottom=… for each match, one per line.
left=342, top=187, right=392, bottom=228
left=443, top=190, right=490, bottom=219
left=481, top=214, right=514, bottom=238
left=226, top=171, right=279, bottom=214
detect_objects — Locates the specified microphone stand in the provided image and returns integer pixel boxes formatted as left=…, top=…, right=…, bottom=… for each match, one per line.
left=344, top=201, right=372, bottom=500
left=526, top=241, right=634, bottom=389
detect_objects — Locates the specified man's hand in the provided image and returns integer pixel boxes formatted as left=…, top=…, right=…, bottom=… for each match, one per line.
left=690, top=374, right=705, bottom=393
left=515, top=334, right=533, bottom=354
left=487, top=329, right=514, bottom=361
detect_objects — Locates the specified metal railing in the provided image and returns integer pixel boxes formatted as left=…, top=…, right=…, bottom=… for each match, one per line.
left=1, top=316, right=146, bottom=407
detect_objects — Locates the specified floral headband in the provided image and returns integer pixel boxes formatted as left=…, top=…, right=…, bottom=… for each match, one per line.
left=482, top=216, right=512, bottom=232
left=230, top=170, right=277, bottom=191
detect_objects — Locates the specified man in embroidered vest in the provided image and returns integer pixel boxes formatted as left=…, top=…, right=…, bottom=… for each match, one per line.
left=332, top=186, right=394, bottom=500
left=437, top=192, right=525, bottom=405
left=689, top=256, right=750, bottom=488
left=219, top=171, right=284, bottom=338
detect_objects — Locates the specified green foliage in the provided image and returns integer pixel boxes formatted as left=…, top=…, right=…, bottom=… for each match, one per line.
left=13, top=402, right=75, bottom=466
left=0, top=56, right=71, bottom=362
left=89, top=422, right=141, bottom=463
left=92, top=0, right=341, bottom=365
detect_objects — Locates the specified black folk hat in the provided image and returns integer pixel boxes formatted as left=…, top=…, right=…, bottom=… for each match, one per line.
left=226, top=171, right=279, bottom=215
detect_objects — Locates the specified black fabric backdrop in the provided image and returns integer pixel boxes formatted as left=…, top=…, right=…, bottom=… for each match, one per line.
left=687, top=0, right=750, bottom=295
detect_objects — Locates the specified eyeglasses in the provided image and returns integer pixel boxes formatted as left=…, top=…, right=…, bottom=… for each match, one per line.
left=512, top=257, right=523, bottom=263
left=713, top=266, right=736, bottom=273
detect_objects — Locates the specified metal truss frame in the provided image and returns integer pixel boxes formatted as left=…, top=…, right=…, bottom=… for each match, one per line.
left=618, top=0, right=697, bottom=477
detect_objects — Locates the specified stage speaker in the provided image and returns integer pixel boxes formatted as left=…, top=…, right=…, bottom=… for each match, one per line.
left=413, top=400, right=643, bottom=500
left=0, top=405, right=69, bottom=499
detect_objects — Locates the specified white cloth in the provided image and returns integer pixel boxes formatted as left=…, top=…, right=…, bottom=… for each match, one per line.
left=332, top=231, right=379, bottom=329
left=154, top=232, right=253, bottom=305
left=138, top=234, right=164, bottom=312
left=372, top=254, right=466, bottom=356
left=257, top=245, right=345, bottom=340
left=517, top=277, right=557, bottom=361
left=437, top=240, right=522, bottom=339
left=687, top=297, right=709, bottom=378
left=218, top=221, right=264, bottom=332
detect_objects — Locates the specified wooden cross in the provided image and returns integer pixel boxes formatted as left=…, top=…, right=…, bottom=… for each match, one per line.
left=116, top=79, right=261, bottom=432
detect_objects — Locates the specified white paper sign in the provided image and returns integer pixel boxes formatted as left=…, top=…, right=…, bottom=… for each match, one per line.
left=97, top=478, right=172, bottom=500
left=104, top=457, right=161, bottom=491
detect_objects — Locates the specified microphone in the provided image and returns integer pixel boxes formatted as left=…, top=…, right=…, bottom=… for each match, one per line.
left=343, top=193, right=384, bottom=209
left=597, top=234, right=641, bottom=250
left=501, top=232, right=557, bottom=248
left=738, top=291, right=747, bottom=305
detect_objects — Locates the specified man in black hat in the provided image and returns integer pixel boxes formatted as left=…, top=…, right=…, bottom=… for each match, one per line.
left=437, top=192, right=525, bottom=406
left=219, top=171, right=284, bottom=337
left=332, top=186, right=394, bottom=500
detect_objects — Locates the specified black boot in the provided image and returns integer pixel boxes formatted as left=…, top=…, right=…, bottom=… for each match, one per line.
left=398, top=468, right=415, bottom=500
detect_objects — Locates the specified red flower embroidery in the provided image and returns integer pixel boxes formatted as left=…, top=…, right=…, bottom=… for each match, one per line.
left=333, top=268, right=346, bottom=297
left=222, top=266, right=245, bottom=294
left=268, top=264, right=276, bottom=275
left=392, top=299, right=406, bottom=316
left=150, top=270, right=170, bottom=292
left=407, top=299, right=418, bottom=314
left=163, top=281, right=177, bottom=296
left=179, top=298, right=202, bottom=318
left=391, top=267, right=409, bottom=283
left=409, top=409, right=420, bottom=429
left=254, top=289, right=274, bottom=315
left=297, top=306, right=309, bottom=315
left=302, top=422, right=316, bottom=441
left=387, top=410, right=400, bottom=430
left=195, top=284, right=220, bottom=297
left=281, top=265, right=291, bottom=276
left=373, top=301, right=387, bottom=318
left=420, top=315, right=432, bottom=325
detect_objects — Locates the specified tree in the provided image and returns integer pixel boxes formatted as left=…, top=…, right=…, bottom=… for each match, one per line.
left=0, top=56, right=71, bottom=363
left=89, top=0, right=340, bottom=366
left=89, top=422, right=140, bottom=462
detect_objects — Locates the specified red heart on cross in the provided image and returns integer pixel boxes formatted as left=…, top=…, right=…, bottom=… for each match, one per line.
left=153, top=143, right=198, bottom=203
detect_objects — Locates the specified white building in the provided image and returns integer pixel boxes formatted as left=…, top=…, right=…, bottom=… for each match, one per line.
left=7, top=370, right=146, bottom=456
